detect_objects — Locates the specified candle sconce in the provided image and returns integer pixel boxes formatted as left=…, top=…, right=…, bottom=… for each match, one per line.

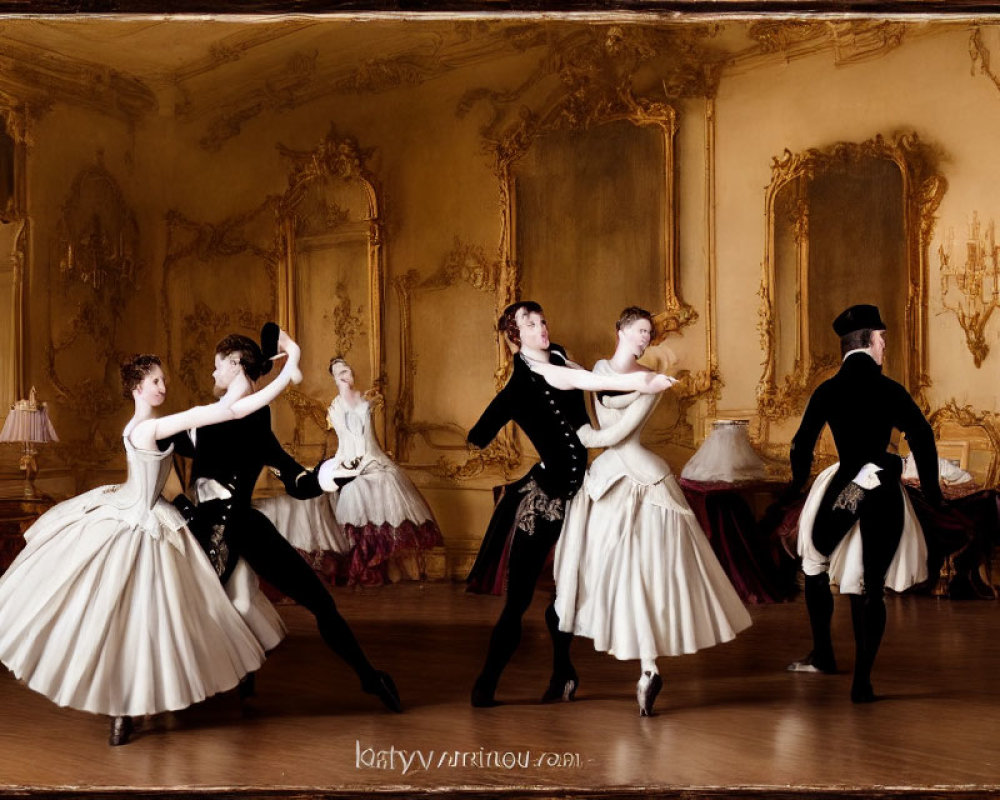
left=939, top=212, right=1000, bottom=368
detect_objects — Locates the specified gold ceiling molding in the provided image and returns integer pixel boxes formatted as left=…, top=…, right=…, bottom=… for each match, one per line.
left=392, top=238, right=517, bottom=482
left=275, top=125, right=386, bottom=442
left=758, top=132, right=946, bottom=428
left=737, top=20, right=907, bottom=72
left=928, top=400, right=1000, bottom=488
left=191, top=24, right=544, bottom=151
left=0, top=40, right=156, bottom=123
left=172, top=19, right=318, bottom=90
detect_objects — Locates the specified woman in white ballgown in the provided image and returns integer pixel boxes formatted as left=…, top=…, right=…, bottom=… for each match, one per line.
left=300, top=358, right=442, bottom=586
left=536, top=307, right=752, bottom=716
left=0, top=332, right=302, bottom=745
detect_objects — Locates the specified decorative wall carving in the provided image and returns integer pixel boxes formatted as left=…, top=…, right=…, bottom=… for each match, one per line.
left=46, top=158, right=141, bottom=470
left=57, top=158, right=138, bottom=292
left=928, top=400, right=1000, bottom=488
left=160, top=202, right=280, bottom=401
left=938, top=213, right=1000, bottom=368
left=758, top=133, right=946, bottom=433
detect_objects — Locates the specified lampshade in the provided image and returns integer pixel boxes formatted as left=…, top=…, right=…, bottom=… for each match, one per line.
left=0, top=387, right=59, bottom=444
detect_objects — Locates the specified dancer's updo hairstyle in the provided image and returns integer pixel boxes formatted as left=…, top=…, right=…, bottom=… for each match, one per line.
left=120, top=354, right=162, bottom=399
left=615, top=306, right=653, bottom=332
left=215, top=334, right=271, bottom=381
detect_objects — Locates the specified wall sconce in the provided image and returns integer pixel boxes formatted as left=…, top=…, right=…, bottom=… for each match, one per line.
left=0, top=387, right=59, bottom=498
left=939, top=212, right=1000, bottom=367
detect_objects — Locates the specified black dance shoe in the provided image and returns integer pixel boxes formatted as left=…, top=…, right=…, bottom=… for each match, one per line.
left=238, top=673, right=256, bottom=700
left=363, top=670, right=402, bottom=713
left=637, top=671, right=664, bottom=717
left=108, top=715, right=134, bottom=746
left=540, top=669, right=578, bottom=703
left=786, top=651, right=838, bottom=674
left=471, top=675, right=501, bottom=708
left=850, top=682, right=880, bottom=704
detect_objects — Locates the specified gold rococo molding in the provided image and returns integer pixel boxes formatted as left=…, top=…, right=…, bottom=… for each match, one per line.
left=928, top=399, right=1000, bottom=488
left=757, top=132, right=946, bottom=431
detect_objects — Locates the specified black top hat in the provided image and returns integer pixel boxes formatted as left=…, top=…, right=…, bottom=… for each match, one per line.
left=832, top=304, right=886, bottom=337
left=259, top=322, right=280, bottom=375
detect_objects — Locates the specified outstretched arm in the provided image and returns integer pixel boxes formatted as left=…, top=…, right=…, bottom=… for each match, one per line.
left=146, top=331, right=301, bottom=446
left=527, top=358, right=676, bottom=394
left=577, top=391, right=658, bottom=449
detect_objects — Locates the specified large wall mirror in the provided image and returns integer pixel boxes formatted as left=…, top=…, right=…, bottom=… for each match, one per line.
left=0, top=107, right=26, bottom=413
left=491, top=95, right=692, bottom=461
left=274, top=129, right=385, bottom=462
left=758, top=133, right=945, bottom=437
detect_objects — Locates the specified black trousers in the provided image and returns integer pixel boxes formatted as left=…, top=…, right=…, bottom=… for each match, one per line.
left=477, top=486, right=574, bottom=692
left=224, top=507, right=376, bottom=683
left=807, top=475, right=906, bottom=691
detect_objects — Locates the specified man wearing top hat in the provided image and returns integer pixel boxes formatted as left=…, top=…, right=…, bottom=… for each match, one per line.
left=784, top=303, right=942, bottom=703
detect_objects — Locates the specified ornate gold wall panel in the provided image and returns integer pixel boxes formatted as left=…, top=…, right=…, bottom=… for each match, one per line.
left=161, top=202, right=280, bottom=402
left=1, top=103, right=28, bottom=403
left=757, top=133, right=946, bottom=435
left=46, top=158, right=141, bottom=471
left=275, top=125, right=386, bottom=444
left=492, top=88, right=690, bottom=360
left=392, top=238, right=519, bottom=481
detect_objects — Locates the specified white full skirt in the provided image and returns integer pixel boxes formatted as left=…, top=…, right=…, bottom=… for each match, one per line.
left=0, top=490, right=267, bottom=717
left=797, top=464, right=927, bottom=594
left=554, top=475, right=752, bottom=661
left=255, top=494, right=351, bottom=552
left=335, top=462, right=436, bottom=529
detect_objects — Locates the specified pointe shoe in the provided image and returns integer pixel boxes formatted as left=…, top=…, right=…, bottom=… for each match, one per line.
left=108, top=715, right=134, bottom=747
left=238, top=672, right=256, bottom=700
left=637, top=671, right=663, bottom=717
left=471, top=676, right=500, bottom=708
left=540, top=669, right=578, bottom=703
left=362, top=670, right=402, bottom=713
left=786, top=651, right=838, bottom=674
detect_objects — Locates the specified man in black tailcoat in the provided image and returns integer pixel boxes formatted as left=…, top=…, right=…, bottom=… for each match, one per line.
left=785, top=304, right=942, bottom=702
left=162, top=329, right=401, bottom=712
left=466, top=301, right=590, bottom=707
left=466, top=301, right=669, bottom=707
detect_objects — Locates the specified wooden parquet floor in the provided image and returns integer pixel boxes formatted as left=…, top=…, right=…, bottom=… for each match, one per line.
left=0, top=582, right=998, bottom=799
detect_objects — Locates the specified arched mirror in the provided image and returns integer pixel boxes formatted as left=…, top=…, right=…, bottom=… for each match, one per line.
left=274, top=128, right=385, bottom=461
left=0, top=106, right=26, bottom=412
left=758, top=133, right=945, bottom=438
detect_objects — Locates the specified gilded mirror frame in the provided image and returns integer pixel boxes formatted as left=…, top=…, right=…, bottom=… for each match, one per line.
left=757, top=132, right=945, bottom=430
left=0, top=101, right=28, bottom=403
left=494, top=95, right=689, bottom=386
left=275, top=130, right=386, bottom=441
